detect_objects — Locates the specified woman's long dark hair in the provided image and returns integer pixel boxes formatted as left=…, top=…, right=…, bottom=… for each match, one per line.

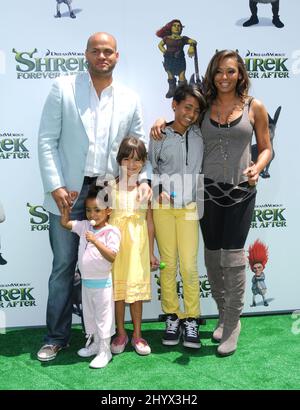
left=203, top=50, right=250, bottom=104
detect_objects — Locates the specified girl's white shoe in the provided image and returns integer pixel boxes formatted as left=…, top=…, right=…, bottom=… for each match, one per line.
left=89, top=337, right=112, bottom=368
left=89, top=350, right=112, bottom=368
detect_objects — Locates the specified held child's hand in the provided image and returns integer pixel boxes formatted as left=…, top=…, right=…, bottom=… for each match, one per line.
left=158, top=192, right=173, bottom=205
left=150, top=255, right=160, bottom=270
left=85, top=231, right=96, bottom=244
left=60, top=205, right=73, bottom=230
left=137, top=183, right=152, bottom=203
left=69, top=191, right=78, bottom=206
left=61, top=205, right=70, bottom=219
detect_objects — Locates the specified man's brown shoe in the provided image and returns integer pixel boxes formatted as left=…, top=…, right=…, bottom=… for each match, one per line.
left=37, top=344, right=63, bottom=362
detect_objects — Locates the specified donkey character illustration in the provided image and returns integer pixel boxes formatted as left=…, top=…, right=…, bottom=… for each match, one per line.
left=55, top=0, right=76, bottom=19
left=251, top=106, right=281, bottom=178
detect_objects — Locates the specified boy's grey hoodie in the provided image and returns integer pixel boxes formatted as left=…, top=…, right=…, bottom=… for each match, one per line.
left=149, top=124, right=203, bottom=207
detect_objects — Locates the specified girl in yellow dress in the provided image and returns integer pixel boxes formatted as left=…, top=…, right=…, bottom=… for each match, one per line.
left=110, top=137, right=159, bottom=356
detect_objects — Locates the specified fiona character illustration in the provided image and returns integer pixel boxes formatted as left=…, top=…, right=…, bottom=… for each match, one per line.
left=156, top=19, right=197, bottom=98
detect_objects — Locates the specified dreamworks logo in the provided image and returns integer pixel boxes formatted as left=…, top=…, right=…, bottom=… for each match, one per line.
left=291, top=310, right=300, bottom=336
left=27, top=203, right=49, bottom=231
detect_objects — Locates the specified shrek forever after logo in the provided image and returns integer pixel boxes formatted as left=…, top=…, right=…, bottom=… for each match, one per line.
left=13, top=48, right=87, bottom=79
left=251, top=204, right=287, bottom=229
left=0, top=132, right=30, bottom=160
left=0, top=283, right=37, bottom=308
left=245, top=50, right=289, bottom=79
left=27, top=203, right=49, bottom=231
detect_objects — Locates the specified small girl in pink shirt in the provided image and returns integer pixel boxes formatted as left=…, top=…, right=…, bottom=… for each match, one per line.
left=61, top=184, right=120, bottom=369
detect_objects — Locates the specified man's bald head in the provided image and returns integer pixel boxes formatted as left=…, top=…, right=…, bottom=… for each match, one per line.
left=85, top=32, right=119, bottom=79
left=86, top=32, right=117, bottom=52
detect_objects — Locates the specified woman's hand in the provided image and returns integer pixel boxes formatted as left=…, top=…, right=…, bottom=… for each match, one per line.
left=150, top=118, right=167, bottom=140
left=243, top=162, right=259, bottom=187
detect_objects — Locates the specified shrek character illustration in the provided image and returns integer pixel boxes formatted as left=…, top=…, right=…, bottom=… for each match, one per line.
left=0, top=201, right=7, bottom=265
left=243, top=0, right=284, bottom=28
left=156, top=19, right=197, bottom=98
left=55, top=0, right=76, bottom=19
left=248, top=240, right=269, bottom=307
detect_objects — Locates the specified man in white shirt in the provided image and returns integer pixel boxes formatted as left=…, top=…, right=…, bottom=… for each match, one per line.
left=37, top=32, right=151, bottom=361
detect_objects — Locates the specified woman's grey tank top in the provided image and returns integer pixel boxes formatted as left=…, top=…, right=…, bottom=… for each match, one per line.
left=201, top=99, right=254, bottom=186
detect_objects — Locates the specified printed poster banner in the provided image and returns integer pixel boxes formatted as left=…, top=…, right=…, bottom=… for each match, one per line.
left=0, top=0, right=299, bottom=327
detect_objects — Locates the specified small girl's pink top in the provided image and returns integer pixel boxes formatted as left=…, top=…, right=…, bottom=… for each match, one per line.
left=71, top=220, right=121, bottom=280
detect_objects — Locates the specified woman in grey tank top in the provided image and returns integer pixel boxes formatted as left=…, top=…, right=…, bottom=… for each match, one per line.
left=150, top=50, right=271, bottom=357
left=200, top=50, right=272, bottom=357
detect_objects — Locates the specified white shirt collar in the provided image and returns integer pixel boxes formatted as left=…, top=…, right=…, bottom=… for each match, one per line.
left=87, top=72, right=114, bottom=96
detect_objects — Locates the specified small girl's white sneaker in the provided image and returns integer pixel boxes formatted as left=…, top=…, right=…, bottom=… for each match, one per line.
left=89, top=337, right=112, bottom=368
left=89, top=350, right=112, bottom=368
left=77, top=334, right=99, bottom=357
left=77, top=342, right=99, bottom=357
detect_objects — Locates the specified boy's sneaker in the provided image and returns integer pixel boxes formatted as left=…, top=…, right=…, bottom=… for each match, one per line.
left=182, top=318, right=201, bottom=349
left=162, top=314, right=182, bottom=346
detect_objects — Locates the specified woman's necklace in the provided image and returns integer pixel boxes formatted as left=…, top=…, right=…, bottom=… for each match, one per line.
left=215, top=99, right=244, bottom=127
left=214, top=99, right=244, bottom=165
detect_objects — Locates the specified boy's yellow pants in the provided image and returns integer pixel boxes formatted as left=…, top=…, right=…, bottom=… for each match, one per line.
left=153, top=205, right=200, bottom=319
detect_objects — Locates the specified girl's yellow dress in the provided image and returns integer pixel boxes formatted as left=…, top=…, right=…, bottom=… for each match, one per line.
left=110, top=184, right=151, bottom=303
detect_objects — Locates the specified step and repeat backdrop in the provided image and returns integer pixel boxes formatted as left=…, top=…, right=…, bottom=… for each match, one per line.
left=0, top=0, right=299, bottom=328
